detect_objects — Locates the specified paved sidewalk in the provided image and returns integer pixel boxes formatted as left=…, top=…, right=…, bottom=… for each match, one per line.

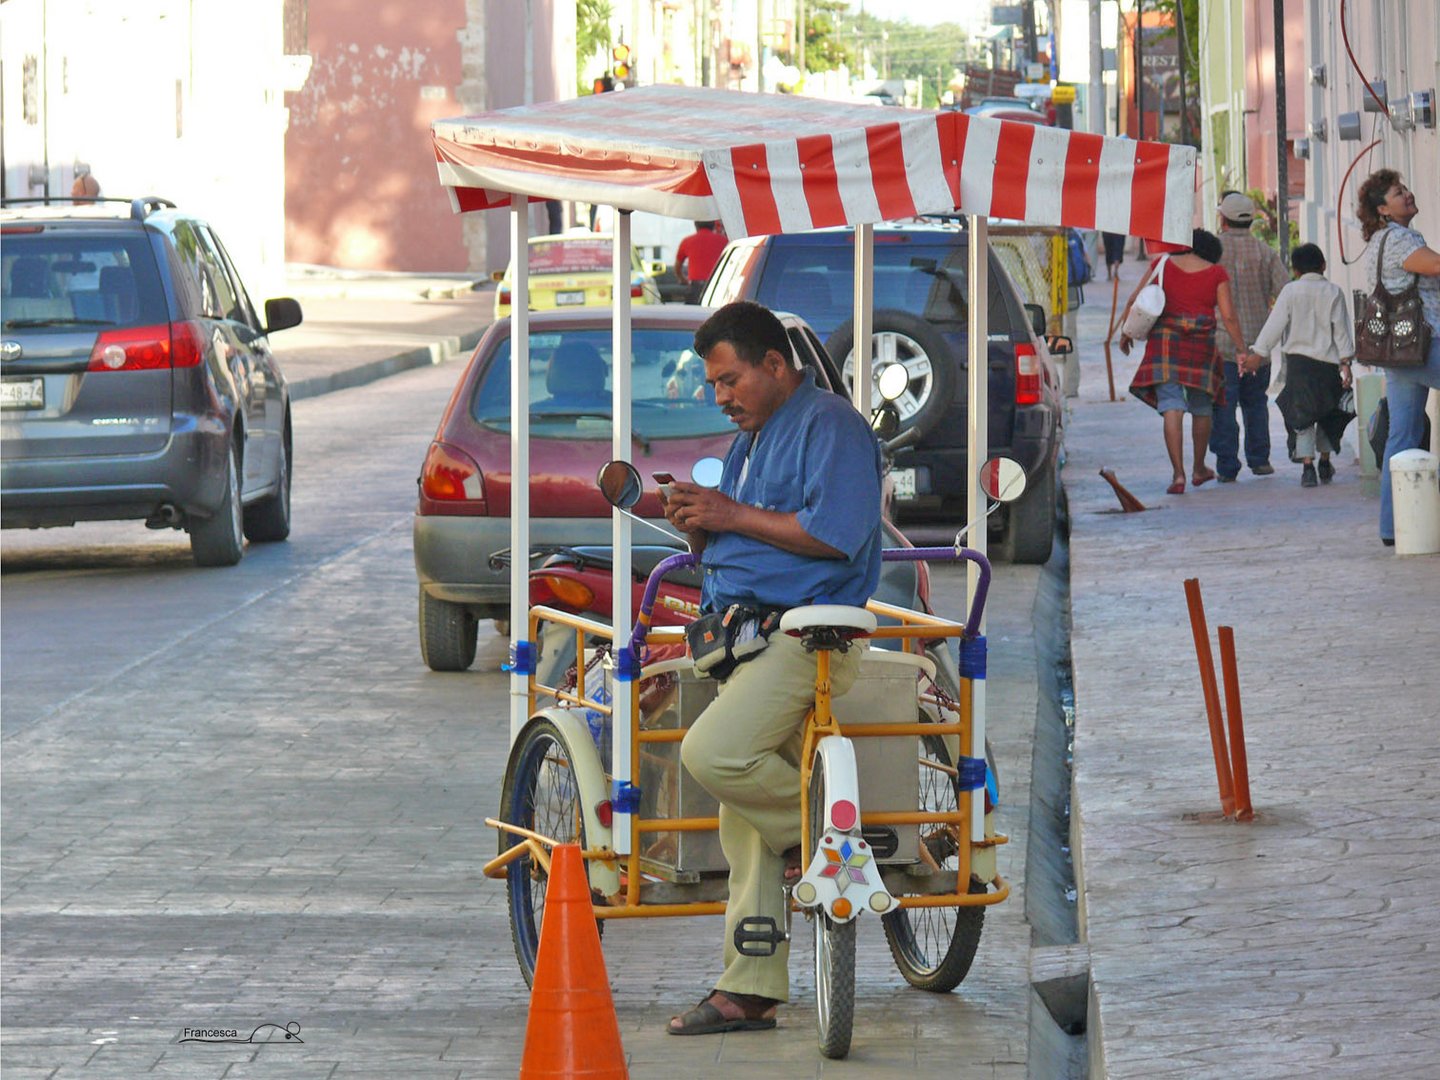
left=1064, top=259, right=1440, bottom=1076
left=273, top=267, right=494, bottom=400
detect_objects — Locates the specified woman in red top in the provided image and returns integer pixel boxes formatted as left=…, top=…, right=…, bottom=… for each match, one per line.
left=1119, top=229, right=1247, bottom=494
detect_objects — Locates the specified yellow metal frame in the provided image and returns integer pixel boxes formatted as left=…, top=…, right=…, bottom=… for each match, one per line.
left=485, top=603, right=1010, bottom=919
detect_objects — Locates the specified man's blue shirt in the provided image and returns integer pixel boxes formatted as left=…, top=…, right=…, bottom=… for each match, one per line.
left=700, top=372, right=883, bottom=611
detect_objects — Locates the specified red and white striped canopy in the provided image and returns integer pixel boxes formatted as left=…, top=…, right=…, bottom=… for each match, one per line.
left=433, top=85, right=1196, bottom=244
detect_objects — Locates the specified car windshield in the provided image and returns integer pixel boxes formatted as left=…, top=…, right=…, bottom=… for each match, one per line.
left=756, top=238, right=972, bottom=338
left=471, top=327, right=738, bottom=439
left=527, top=238, right=615, bottom=275
left=1, top=234, right=167, bottom=332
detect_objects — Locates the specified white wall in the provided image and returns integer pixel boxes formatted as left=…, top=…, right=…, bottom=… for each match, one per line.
left=2, top=0, right=299, bottom=298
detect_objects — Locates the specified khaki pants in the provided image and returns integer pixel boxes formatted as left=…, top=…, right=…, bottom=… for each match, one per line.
left=680, top=632, right=864, bottom=1002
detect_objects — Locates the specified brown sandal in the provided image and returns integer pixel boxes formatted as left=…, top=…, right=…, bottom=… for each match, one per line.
left=668, top=990, right=778, bottom=1035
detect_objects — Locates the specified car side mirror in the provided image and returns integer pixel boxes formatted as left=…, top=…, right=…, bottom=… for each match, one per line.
left=1024, top=303, right=1046, bottom=338
left=264, top=297, right=303, bottom=334
left=491, top=269, right=506, bottom=283
left=648, top=260, right=667, bottom=277
left=1045, top=334, right=1074, bottom=356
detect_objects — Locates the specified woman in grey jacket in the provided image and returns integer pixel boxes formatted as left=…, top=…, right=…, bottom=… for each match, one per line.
left=1355, top=170, right=1440, bottom=545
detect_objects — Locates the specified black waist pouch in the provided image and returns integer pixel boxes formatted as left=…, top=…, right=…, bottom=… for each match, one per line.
left=685, top=604, right=784, bottom=680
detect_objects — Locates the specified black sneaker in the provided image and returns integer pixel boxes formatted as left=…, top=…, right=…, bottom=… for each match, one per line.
left=1251, top=464, right=1276, bottom=476
left=1317, top=458, right=1334, bottom=484
left=1217, top=474, right=1238, bottom=483
left=1301, top=463, right=1318, bottom=487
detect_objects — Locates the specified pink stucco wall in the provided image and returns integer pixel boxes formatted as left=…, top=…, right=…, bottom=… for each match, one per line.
left=285, top=1, right=469, bottom=272
left=1244, top=0, right=1308, bottom=203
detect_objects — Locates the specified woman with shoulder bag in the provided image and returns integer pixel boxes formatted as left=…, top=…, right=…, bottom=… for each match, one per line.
left=1119, top=229, right=1248, bottom=495
left=1356, top=170, right=1440, bottom=546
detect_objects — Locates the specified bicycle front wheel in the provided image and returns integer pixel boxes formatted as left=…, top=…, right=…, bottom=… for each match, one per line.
left=809, top=752, right=856, bottom=1059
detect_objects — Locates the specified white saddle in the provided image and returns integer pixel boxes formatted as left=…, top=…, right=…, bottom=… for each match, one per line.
left=779, top=605, right=878, bottom=635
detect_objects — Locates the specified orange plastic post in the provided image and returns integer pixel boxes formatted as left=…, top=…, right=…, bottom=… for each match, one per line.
left=519, top=843, right=628, bottom=1080
left=1183, top=579, right=1236, bottom=817
left=1217, top=626, right=1254, bottom=821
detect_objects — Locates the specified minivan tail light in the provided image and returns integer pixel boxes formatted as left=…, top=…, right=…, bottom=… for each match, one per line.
left=420, top=441, right=485, bottom=503
left=87, top=321, right=205, bottom=372
left=1014, top=342, right=1042, bottom=406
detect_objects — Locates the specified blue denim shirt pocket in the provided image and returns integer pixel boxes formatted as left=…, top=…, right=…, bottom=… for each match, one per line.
left=748, top=477, right=799, bottom=514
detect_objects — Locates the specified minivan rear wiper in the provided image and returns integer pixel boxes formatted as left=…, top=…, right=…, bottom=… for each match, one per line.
left=2, top=317, right=112, bottom=329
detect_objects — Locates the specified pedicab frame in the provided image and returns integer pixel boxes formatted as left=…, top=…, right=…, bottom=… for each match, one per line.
left=431, top=85, right=1195, bottom=915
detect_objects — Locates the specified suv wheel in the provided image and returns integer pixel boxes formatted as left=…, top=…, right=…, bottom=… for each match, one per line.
left=825, top=309, right=956, bottom=438
left=996, top=461, right=1055, bottom=565
left=190, top=444, right=245, bottom=567
left=419, top=589, right=478, bottom=671
left=243, top=421, right=292, bottom=542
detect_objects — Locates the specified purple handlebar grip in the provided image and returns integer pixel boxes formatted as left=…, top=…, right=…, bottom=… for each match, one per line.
left=880, top=546, right=991, bottom=637
left=632, top=546, right=990, bottom=649
left=632, top=551, right=699, bottom=651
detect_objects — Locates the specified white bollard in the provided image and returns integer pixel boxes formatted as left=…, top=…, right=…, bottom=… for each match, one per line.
left=1388, top=448, right=1440, bottom=556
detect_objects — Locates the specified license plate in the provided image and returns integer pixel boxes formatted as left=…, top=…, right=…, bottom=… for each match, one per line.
left=892, top=467, right=917, bottom=500
left=0, top=377, right=44, bottom=410
left=555, top=290, right=586, bottom=306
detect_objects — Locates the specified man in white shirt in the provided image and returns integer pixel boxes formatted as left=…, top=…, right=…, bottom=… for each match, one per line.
left=1242, top=243, right=1355, bottom=487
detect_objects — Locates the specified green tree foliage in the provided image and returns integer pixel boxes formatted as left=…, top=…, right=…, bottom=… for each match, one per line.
left=577, top=0, right=613, bottom=94
left=792, top=0, right=855, bottom=73
left=1150, top=0, right=1201, bottom=147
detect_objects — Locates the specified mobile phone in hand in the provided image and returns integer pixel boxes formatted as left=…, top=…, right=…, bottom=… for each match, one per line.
left=652, top=471, right=675, bottom=499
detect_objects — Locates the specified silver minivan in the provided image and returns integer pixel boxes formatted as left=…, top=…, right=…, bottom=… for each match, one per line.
left=1, top=197, right=302, bottom=565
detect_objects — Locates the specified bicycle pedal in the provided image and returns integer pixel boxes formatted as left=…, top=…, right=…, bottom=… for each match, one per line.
left=733, top=915, right=787, bottom=957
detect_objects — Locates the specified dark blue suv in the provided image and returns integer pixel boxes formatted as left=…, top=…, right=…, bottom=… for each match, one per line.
left=701, top=222, right=1066, bottom=563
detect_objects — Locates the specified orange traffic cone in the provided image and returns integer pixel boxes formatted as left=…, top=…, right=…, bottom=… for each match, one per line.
left=519, top=843, right=628, bottom=1079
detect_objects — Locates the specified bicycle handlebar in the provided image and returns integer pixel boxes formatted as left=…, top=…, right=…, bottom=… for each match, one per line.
left=627, top=546, right=991, bottom=653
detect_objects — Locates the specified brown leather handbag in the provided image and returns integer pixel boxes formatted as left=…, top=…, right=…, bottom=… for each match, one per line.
left=1355, top=227, right=1432, bottom=368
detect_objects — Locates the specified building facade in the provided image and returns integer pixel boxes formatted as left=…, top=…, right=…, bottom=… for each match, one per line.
left=1, top=0, right=304, bottom=297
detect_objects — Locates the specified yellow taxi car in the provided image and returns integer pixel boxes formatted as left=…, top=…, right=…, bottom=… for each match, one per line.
left=492, top=232, right=664, bottom=318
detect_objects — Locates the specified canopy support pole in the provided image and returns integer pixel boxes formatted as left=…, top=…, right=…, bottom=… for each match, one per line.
left=611, top=211, right=635, bottom=855
left=852, top=222, right=874, bottom=413
left=966, top=213, right=989, bottom=843
left=509, top=198, right=532, bottom=741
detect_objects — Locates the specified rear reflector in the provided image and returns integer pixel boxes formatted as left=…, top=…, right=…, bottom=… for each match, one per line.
left=1015, top=342, right=1042, bottom=406
left=530, top=573, right=597, bottom=611
left=419, top=441, right=485, bottom=503
left=87, top=321, right=204, bottom=372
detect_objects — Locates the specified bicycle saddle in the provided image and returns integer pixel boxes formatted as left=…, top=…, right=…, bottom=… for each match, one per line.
left=779, top=606, right=877, bottom=635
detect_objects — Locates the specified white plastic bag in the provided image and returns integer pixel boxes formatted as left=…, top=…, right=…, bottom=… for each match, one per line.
left=1120, top=255, right=1169, bottom=340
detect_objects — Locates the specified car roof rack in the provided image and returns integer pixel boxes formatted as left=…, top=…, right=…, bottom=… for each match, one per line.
left=0, top=195, right=176, bottom=221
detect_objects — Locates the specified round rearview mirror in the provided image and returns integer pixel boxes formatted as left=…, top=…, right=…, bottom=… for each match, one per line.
left=597, top=460, right=643, bottom=509
left=690, top=456, right=724, bottom=489
left=979, top=457, right=1027, bottom=503
left=877, top=363, right=909, bottom=402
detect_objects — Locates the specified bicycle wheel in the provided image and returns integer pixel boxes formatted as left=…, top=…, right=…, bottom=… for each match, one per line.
left=809, top=753, right=856, bottom=1059
left=500, top=718, right=597, bottom=985
left=881, top=732, right=986, bottom=992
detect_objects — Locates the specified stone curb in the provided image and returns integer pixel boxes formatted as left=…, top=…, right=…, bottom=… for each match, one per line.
left=287, top=327, right=485, bottom=402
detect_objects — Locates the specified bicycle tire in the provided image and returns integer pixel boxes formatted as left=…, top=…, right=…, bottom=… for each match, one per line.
left=809, top=754, right=856, bottom=1059
left=499, top=718, right=599, bottom=985
left=881, top=731, right=986, bottom=992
